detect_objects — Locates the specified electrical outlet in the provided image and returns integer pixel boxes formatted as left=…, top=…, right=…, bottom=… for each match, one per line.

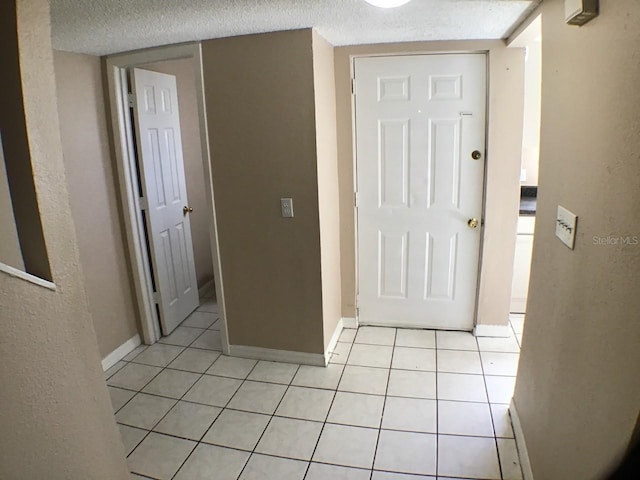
left=281, top=198, right=294, bottom=218
left=556, top=205, right=577, bottom=249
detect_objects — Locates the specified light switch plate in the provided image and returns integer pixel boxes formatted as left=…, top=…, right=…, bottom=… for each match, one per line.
left=280, top=198, right=294, bottom=218
left=556, top=205, right=577, bottom=249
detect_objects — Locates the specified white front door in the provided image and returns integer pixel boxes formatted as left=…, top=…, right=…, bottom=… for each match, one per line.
left=131, top=68, right=199, bottom=335
left=355, top=54, right=486, bottom=330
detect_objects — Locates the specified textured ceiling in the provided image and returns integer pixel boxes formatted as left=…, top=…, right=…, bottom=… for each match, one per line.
left=51, top=0, right=540, bottom=56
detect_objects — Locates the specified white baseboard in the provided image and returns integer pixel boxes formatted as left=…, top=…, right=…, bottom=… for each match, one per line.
left=510, top=399, right=534, bottom=480
left=341, top=317, right=358, bottom=329
left=198, top=279, right=215, bottom=298
left=102, top=334, right=141, bottom=371
left=474, top=324, right=511, bottom=337
left=227, top=344, right=326, bottom=367
left=324, top=318, right=344, bottom=365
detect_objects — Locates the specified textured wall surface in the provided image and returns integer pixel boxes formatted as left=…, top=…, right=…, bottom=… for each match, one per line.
left=513, top=1, right=640, bottom=479
left=0, top=1, right=129, bottom=478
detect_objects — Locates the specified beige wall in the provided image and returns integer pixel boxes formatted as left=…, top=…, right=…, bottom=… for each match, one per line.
left=513, top=1, right=640, bottom=479
left=54, top=50, right=140, bottom=358
left=144, top=58, right=215, bottom=290
left=0, top=1, right=129, bottom=478
left=0, top=138, right=24, bottom=271
left=312, top=31, right=343, bottom=349
left=202, top=29, right=326, bottom=354
left=335, top=41, right=525, bottom=326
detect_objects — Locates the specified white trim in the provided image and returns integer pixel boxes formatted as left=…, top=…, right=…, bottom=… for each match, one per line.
left=473, top=324, right=511, bottom=337
left=198, top=279, right=215, bottom=298
left=228, top=345, right=326, bottom=367
left=341, top=317, right=359, bottom=329
left=0, top=262, right=56, bottom=291
left=510, top=399, right=534, bottom=480
left=324, top=318, right=344, bottom=365
left=105, top=43, right=229, bottom=355
left=101, top=334, right=141, bottom=371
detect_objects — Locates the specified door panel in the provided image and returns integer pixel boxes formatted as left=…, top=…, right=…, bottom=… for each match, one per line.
left=132, top=68, right=199, bottom=335
left=355, top=54, right=486, bottom=330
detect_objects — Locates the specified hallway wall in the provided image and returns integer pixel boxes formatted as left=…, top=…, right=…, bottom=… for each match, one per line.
left=512, top=1, right=640, bottom=478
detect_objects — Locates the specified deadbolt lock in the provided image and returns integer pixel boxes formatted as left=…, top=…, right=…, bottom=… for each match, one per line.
left=471, top=150, right=482, bottom=160
left=183, top=206, right=193, bottom=215
left=468, top=218, right=479, bottom=229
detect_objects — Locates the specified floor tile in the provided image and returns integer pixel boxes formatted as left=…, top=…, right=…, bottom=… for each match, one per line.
left=115, top=393, right=177, bottom=430
left=340, top=328, right=357, bottom=343
left=247, top=360, right=298, bottom=384
left=484, top=375, right=516, bottom=404
left=313, top=423, right=378, bottom=469
left=354, top=326, right=396, bottom=346
left=510, top=316, right=525, bottom=334
left=372, top=472, right=436, bottom=480
left=255, top=416, right=323, bottom=461
left=209, top=319, right=221, bottom=330
left=131, top=343, right=185, bottom=367
left=477, top=335, right=520, bottom=353
left=107, top=362, right=162, bottom=391
left=118, top=424, right=147, bottom=455
left=142, top=368, right=201, bottom=399
left=181, top=311, right=217, bottom=329
left=168, top=348, right=220, bottom=373
left=190, top=330, right=223, bottom=351
left=183, top=375, right=242, bottom=407
left=491, top=403, right=515, bottom=438
left=438, top=400, right=494, bottom=437
left=498, top=438, right=524, bottom=480
left=392, top=347, right=436, bottom=371
left=306, top=462, right=371, bottom=480
left=108, top=386, right=135, bottom=412
left=153, top=401, right=222, bottom=440
left=481, top=352, right=520, bottom=376
left=436, top=331, right=478, bottom=351
left=104, top=360, right=127, bottom=379
left=128, top=432, right=196, bottom=480
left=292, top=364, right=344, bottom=390
left=437, top=373, right=488, bottom=403
left=327, top=391, right=385, bottom=428
left=202, top=409, right=270, bottom=451
left=275, top=386, right=335, bottom=421
left=158, top=326, right=205, bottom=347
left=338, top=365, right=389, bottom=396
left=197, top=300, right=219, bottom=313
left=330, top=342, right=353, bottom=364
left=374, top=430, right=437, bottom=475
left=437, top=434, right=501, bottom=479
left=239, top=454, right=307, bottom=480
left=227, top=380, right=287, bottom=414
left=395, top=329, right=436, bottom=349
left=174, top=443, right=249, bottom=480
left=437, top=349, right=483, bottom=374
left=382, top=397, right=437, bottom=433
left=516, top=333, right=523, bottom=346
left=123, top=345, right=147, bottom=362
left=387, top=370, right=436, bottom=399
left=206, top=355, right=257, bottom=379
left=348, top=343, right=393, bottom=368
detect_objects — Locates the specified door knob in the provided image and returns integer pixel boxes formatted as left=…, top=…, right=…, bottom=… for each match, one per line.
left=468, top=218, right=479, bottom=229
left=183, top=206, right=193, bottom=215
left=471, top=150, right=482, bottom=160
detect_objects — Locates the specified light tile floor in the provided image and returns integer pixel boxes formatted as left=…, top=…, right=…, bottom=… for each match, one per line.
left=107, top=304, right=526, bottom=480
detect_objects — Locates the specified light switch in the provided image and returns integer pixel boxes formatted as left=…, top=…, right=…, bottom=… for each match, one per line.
left=556, top=205, right=577, bottom=249
left=281, top=198, right=294, bottom=218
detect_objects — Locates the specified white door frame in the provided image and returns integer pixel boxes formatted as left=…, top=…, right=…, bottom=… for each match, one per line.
left=105, top=43, right=229, bottom=353
left=350, top=51, right=489, bottom=329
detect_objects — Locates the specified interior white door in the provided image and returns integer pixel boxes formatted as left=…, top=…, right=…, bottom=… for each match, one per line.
left=355, top=54, right=486, bottom=330
left=131, top=68, right=199, bottom=335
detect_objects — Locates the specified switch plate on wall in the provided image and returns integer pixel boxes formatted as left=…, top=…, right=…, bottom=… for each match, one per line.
left=281, top=198, right=294, bottom=218
left=556, top=205, right=577, bottom=249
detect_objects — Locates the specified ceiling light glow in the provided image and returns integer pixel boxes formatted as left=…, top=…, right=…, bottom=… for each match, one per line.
left=364, top=0, right=412, bottom=8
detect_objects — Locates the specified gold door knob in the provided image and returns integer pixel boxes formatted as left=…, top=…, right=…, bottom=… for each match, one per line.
left=183, top=206, right=193, bottom=215
left=471, top=150, right=482, bottom=160
left=468, top=218, right=479, bottom=229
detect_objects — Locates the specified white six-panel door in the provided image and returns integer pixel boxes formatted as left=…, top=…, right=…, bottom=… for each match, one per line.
left=355, top=54, right=486, bottom=330
left=132, top=68, right=199, bottom=335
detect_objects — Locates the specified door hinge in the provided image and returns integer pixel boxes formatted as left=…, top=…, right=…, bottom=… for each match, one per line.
left=139, top=196, right=147, bottom=211
left=354, top=191, right=359, bottom=207
left=127, top=92, right=135, bottom=108
left=351, top=78, right=357, bottom=95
